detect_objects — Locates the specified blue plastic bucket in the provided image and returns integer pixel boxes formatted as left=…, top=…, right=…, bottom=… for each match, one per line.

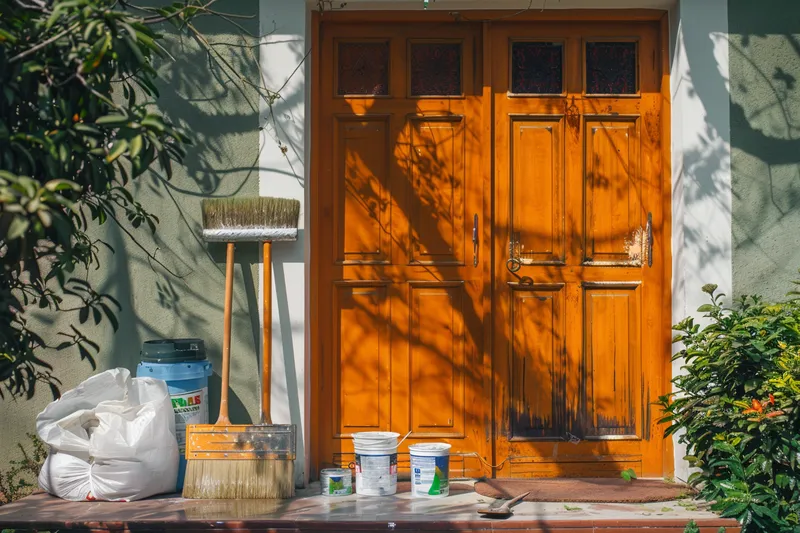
left=136, top=339, right=212, bottom=491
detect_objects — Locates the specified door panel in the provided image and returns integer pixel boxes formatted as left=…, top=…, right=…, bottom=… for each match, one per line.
left=493, top=21, right=665, bottom=478
left=318, top=22, right=488, bottom=476
left=409, top=282, right=466, bottom=437
left=511, top=118, right=566, bottom=264
left=334, top=118, right=392, bottom=264
left=408, top=117, right=465, bottom=265
left=584, top=117, right=641, bottom=265
left=333, top=282, right=391, bottom=435
left=581, top=283, right=642, bottom=439
left=509, top=284, right=567, bottom=440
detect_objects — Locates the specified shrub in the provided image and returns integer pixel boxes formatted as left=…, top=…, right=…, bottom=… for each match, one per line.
left=0, top=433, right=46, bottom=505
left=660, top=284, right=800, bottom=533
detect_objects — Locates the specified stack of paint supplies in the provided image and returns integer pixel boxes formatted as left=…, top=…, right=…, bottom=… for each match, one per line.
left=319, top=432, right=452, bottom=498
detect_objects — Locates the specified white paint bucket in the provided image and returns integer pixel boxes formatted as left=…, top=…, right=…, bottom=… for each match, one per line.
left=320, top=468, right=353, bottom=496
left=409, top=443, right=451, bottom=498
left=352, top=432, right=399, bottom=496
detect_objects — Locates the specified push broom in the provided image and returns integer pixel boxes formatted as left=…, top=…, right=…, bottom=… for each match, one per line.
left=183, top=197, right=299, bottom=499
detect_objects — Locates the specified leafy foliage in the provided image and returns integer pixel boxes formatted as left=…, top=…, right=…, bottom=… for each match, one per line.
left=620, top=467, right=637, bottom=482
left=0, top=0, right=264, bottom=399
left=683, top=521, right=700, bottom=533
left=0, top=433, right=46, bottom=505
left=660, top=283, right=800, bottom=533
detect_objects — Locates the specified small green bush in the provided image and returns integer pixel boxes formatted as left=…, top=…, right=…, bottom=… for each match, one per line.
left=660, top=284, right=800, bottom=533
left=0, top=433, right=46, bottom=505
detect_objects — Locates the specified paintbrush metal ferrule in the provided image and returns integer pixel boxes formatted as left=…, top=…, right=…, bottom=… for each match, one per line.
left=185, top=423, right=297, bottom=460
left=202, top=228, right=298, bottom=242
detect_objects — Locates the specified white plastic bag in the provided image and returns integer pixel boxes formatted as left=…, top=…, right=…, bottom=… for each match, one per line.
left=36, top=368, right=179, bottom=502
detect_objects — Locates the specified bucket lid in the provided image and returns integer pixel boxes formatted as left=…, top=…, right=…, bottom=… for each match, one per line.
left=141, top=338, right=206, bottom=363
left=351, top=431, right=400, bottom=441
left=409, top=443, right=452, bottom=456
left=320, top=468, right=351, bottom=475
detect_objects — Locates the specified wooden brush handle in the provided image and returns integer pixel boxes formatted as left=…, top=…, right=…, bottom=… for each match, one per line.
left=261, top=241, right=273, bottom=424
left=217, top=241, right=234, bottom=426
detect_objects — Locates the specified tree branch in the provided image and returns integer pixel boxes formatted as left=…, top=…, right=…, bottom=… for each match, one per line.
left=10, top=22, right=80, bottom=63
left=92, top=201, right=186, bottom=279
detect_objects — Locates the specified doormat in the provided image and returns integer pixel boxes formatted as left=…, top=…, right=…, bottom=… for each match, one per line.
left=474, top=478, right=693, bottom=503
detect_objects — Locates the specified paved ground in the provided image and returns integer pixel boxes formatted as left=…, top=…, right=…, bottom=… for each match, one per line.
left=0, top=482, right=740, bottom=532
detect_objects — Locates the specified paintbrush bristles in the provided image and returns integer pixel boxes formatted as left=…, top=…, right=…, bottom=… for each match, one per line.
left=182, top=459, right=295, bottom=499
left=201, top=197, right=300, bottom=231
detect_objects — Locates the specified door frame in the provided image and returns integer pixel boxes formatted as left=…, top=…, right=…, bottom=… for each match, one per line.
left=309, top=8, right=673, bottom=480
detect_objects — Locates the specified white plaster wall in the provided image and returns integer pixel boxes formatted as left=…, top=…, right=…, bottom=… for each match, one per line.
left=258, top=0, right=308, bottom=486
left=669, top=0, right=732, bottom=483
left=259, top=0, right=735, bottom=485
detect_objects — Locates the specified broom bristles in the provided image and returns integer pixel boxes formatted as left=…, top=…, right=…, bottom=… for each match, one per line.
left=182, top=459, right=295, bottom=499
left=201, top=197, right=300, bottom=231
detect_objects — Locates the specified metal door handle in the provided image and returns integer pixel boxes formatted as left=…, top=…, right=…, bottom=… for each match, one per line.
left=646, top=212, right=653, bottom=267
left=472, top=213, right=479, bottom=267
left=507, top=232, right=521, bottom=273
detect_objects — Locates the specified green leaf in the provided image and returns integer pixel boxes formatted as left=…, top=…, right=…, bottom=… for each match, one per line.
left=141, top=115, right=165, bottom=132
left=134, top=30, right=161, bottom=55
left=620, top=468, right=637, bottom=482
left=105, top=140, right=129, bottom=164
left=744, top=379, right=759, bottom=392
left=129, top=135, right=143, bottom=159
left=702, top=283, right=718, bottom=294
left=713, top=441, right=736, bottom=455
left=123, top=34, right=146, bottom=65
left=721, top=502, right=748, bottom=517
left=82, top=19, right=102, bottom=41
left=0, top=28, right=19, bottom=44
left=21, top=61, right=44, bottom=74
left=82, top=32, right=112, bottom=73
left=697, top=304, right=715, bottom=312
left=751, top=504, right=780, bottom=522
left=73, top=123, right=103, bottom=136
left=95, top=114, right=130, bottom=127
left=44, top=180, right=81, bottom=193
left=7, top=217, right=29, bottom=240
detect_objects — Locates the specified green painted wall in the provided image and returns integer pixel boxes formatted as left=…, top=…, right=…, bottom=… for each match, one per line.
left=1, top=2, right=263, bottom=473
left=729, top=0, right=800, bottom=300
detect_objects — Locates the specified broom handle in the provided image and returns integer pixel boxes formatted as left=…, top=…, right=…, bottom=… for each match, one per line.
left=261, top=241, right=273, bottom=424
left=217, top=241, right=234, bottom=426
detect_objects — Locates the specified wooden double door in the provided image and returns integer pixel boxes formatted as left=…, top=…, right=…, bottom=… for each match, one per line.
left=314, top=15, right=668, bottom=478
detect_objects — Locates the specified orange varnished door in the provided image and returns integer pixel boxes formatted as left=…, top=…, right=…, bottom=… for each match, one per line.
left=317, top=22, right=489, bottom=476
left=492, top=21, right=666, bottom=477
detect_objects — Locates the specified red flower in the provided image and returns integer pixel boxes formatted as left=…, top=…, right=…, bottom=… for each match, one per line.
left=743, top=398, right=765, bottom=415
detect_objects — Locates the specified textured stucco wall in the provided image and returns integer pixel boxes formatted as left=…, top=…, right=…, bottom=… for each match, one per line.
left=1, top=2, right=262, bottom=473
left=729, top=0, right=800, bottom=300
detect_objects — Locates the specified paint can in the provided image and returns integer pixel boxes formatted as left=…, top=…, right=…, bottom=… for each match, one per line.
left=409, top=443, right=451, bottom=498
left=136, top=338, right=211, bottom=491
left=320, top=468, right=353, bottom=496
left=352, top=432, right=400, bottom=496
